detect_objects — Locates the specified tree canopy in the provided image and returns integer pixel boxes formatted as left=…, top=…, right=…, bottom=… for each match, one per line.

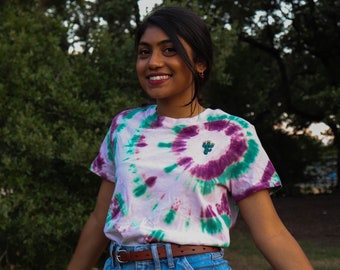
left=0, top=0, right=338, bottom=268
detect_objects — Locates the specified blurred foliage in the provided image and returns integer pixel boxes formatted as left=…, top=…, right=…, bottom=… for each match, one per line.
left=0, top=1, right=141, bottom=268
left=0, top=0, right=338, bottom=268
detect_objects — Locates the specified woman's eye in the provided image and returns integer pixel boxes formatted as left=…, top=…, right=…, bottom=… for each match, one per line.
left=138, top=49, right=150, bottom=56
left=163, top=47, right=176, bottom=56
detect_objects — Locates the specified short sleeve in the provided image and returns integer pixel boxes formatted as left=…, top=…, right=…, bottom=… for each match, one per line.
left=228, top=124, right=282, bottom=201
left=90, top=119, right=117, bottom=182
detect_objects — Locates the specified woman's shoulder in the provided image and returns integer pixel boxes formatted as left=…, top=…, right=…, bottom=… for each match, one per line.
left=115, top=104, right=156, bottom=118
left=205, top=108, right=253, bottom=129
left=110, top=104, right=156, bottom=125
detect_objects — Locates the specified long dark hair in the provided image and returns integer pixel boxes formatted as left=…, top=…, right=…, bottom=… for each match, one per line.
left=135, top=6, right=213, bottom=104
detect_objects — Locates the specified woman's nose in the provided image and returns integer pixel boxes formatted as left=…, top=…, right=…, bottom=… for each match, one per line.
left=148, top=51, right=163, bottom=69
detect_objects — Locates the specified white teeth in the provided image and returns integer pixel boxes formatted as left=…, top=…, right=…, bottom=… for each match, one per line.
left=149, top=75, right=170, bottom=81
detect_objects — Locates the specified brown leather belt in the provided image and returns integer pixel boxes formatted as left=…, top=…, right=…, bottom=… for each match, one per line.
left=113, top=244, right=221, bottom=263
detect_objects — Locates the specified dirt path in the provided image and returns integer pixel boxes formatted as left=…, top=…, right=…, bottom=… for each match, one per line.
left=272, top=194, right=340, bottom=246
left=233, top=193, right=340, bottom=246
left=228, top=193, right=340, bottom=269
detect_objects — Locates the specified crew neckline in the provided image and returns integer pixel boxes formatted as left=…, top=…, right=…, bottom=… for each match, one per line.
left=147, top=105, right=212, bottom=127
left=153, top=105, right=208, bottom=120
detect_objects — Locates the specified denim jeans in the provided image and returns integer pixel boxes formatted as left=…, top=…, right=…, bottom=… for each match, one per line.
left=103, top=242, right=231, bottom=270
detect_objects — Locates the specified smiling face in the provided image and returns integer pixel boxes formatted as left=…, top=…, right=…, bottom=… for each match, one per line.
left=136, top=26, right=198, bottom=107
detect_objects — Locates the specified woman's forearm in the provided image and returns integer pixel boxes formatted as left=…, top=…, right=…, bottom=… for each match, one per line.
left=67, top=212, right=110, bottom=270
left=254, top=226, right=313, bottom=269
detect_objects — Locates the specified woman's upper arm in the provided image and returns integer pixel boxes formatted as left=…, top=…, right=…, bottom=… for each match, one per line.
left=92, top=179, right=115, bottom=226
left=237, top=189, right=284, bottom=240
left=237, top=189, right=314, bottom=269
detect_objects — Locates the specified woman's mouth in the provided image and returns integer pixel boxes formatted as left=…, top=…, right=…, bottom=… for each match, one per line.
left=147, top=74, right=171, bottom=85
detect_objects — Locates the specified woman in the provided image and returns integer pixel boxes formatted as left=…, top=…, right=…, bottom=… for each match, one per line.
left=67, top=6, right=313, bottom=270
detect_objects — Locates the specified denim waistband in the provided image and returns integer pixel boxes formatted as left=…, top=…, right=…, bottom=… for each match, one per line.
left=110, top=242, right=175, bottom=269
left=109, top=242, right=224, bottom=269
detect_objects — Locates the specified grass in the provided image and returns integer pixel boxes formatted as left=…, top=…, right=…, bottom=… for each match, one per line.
left=301, top=241, right=340, bottom=270
left=225, top=227, right=340, bottom=269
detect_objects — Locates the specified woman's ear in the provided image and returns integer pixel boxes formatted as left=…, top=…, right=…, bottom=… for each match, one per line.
left=195, top=62, right=207, bottom=79
left=195, top=62, right=207, bottom=74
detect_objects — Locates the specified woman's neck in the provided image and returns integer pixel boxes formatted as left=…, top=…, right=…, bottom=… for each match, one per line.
left=156, top=100, right=205, bottom=119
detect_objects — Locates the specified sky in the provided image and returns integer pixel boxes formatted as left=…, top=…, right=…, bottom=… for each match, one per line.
left=138, top=0, right=162, bottom=16
left=308, top=123, right=333, bottom=145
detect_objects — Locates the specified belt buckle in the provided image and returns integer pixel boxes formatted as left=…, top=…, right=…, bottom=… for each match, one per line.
left=115, top=248, right=129, bottom=263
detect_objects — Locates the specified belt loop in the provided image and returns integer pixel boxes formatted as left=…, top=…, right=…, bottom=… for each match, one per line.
left=151, top=244, right=161, bottom=270
left=112, top=243, right=122, bottom=270
left=165, top=243, right=175, bottom=268
left=109, top=242, right=115, bottom=267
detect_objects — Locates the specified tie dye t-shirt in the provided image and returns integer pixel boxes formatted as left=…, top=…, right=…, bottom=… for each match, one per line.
left=90, top=105, right=281, bottom=247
